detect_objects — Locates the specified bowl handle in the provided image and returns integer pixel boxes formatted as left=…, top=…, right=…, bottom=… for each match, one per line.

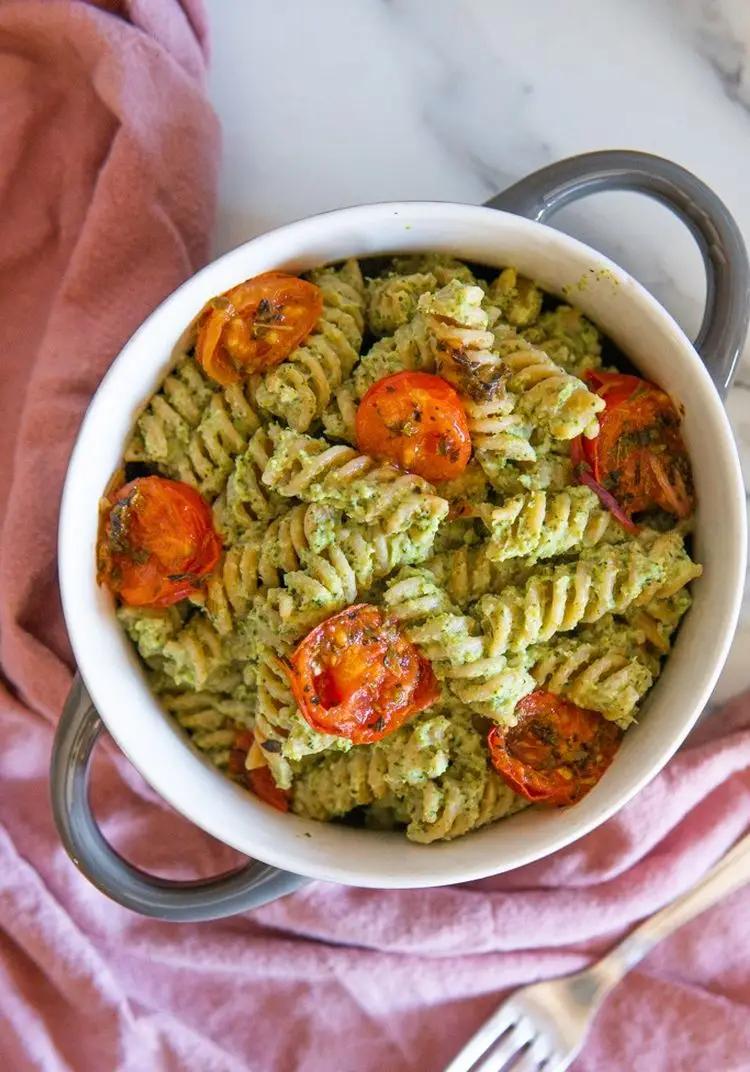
left=485, top=150, right=750, bottom=398
left=50, top=675, right=308, bottom=921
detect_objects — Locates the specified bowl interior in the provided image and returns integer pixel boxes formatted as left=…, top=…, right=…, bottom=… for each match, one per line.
left=59, top=203, right=746, bottom=887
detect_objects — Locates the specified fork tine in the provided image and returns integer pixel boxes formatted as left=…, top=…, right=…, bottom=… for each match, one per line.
left=443, top=1001, right=516, bottom=1072
left=474, top=1020, right=534, bottom=1072
left=505, top=1048, right=544, bottom=1072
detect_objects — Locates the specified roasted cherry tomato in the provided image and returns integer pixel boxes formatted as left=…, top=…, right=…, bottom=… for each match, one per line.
left=487, top=690, right=622, bottom=807
left=228, top=729, right=290, bottom=812
left=195, top=271, right=323, bottom=385
left=287, top=603, right=440, bottom=745
left=356, top=371, right=471, bottom=482
left=572, top=371, right=693, bottom=524
left=96, top=476, right=221, bottom=608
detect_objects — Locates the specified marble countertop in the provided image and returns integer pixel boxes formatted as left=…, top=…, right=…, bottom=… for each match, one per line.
left=204, top=0, right=750, bottom=702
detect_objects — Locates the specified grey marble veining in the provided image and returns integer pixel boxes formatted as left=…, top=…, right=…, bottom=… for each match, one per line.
left=204, top=0, right=750, bottom=699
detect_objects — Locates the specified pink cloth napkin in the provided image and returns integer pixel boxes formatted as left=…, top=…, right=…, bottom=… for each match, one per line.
left=1, top=3, right=750, bottom=1070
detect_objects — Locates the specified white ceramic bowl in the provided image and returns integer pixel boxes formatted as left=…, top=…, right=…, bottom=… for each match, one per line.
left=56, top=155, right=748, bottom=911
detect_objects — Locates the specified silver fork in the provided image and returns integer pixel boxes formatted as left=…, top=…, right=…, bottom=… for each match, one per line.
left=445, top=829, right=750, bottom=1072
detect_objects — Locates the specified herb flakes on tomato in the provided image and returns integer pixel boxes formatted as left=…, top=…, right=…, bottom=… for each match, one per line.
left=356, top=371, right=471, bottom=482
left=195, top=271, right=323, bottom=385
left=488, top=690, right=622, bottom=806
left=96, top=476, right=221, bottom=608
left=571, top=370, right=693, bottom=526
left=286, top=603, right=439, bottom=745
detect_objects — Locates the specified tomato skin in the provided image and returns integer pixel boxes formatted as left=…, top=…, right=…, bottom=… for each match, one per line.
left=356, top=371, right=471, bottom=482
left=97, top=476, right=221, bottom=608
left=287, top=604, right=440, bottom=745
left=228, top=729, right=290, bottom=812
left=488, top=691, right=622, bottom=807
left=585, top=371, right=644, bottom=410
left=196, top=271, right=323, bottom=385
left=573, top=371, right=693, bottom=521
left=248, top=766, right=291, bottom=812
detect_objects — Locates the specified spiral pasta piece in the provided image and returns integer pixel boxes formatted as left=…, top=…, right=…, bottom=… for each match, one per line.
left=623, top=587, right=693, bottom=654
left=426, top=542, right=536, bottom=606
left=419, top=282, right=537, bottom=468
left=399, top=706, right=526, bottom=843
left=320, top=313, right=435, bottom=442
left=253, top=646, right=296, bottom=789
left=524, top=304, right=603, bottom=377
left=117, top=604, right=185, bottom=664
left=158, top=690, right=253, bottom=771
left=136, top=374, right=266, bottom=499
left=635, top=530, right=703, bottom=604
left=203, top=540, right=262, bottom=636
left=487, top=268, right=543, bottom=328
left=262, top=426, right=449, bottom=534
left=405, top=763, right=524, bottom=843
left=254, top=642, right=354, bottom=788
left=160, top=615, right=239, bottom=691
left=125, top=356, right=215, bottom=471
left=204, top=503, right=340, bottom=634
left=366, top=270, right=437, bottom=336
left=480, top=486, right=626, bottom=562
left=493, top=323, right=604, bottom=440
left=321, top=383, right=358, bottom=443
left=264, top=510, right=444, bottom=641
left=480, top=437, right=575, bottom=497
left=382, top=568, right=535, bottom=721
left=476, top=535, right=691, bottom=658
left=291, top=712, right=452, bottom=822
left=212, top=427, right=285, bottom=542
left=529, top=623, right=656, bottom=727
left=268, top=547, right=358, bottom=640
left=389, top=253, right=480, bottom=287
left=253, top=260, right=366, bottom=433
left=119, top=604, right=237, bottom=691
left=257, top=503, right=339, bottom=583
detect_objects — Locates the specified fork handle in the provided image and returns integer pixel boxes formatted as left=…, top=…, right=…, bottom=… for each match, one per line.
left=592, top=830, right=750, bottom=988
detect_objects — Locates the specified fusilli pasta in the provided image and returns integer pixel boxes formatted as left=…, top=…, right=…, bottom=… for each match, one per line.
left=487, top=268, right=543, bottom=328
left=382, top=567, right=536, bottom=721
left=524, top=304, right=603, bottom=376
left=112, top=252, right=702, bottom=847
left=262, top=426, right=449, bottom=534
left=125, top=356, right=215, bottom=472
left=479, top=486, right=626, bottom=562
left=212, top=427, right=284, bottom=542
left=420, top=282, right=537, bottom=468
left=158, top=690, right=253, bottom=770
left=427, top=541, right=535, bottom=605
left=254, top=260, right=366, bottom=433
left=366, top=270, right=437, bottom=336
left=493, top=322, right=604, bottom=440
left=476, top=534, right=696, bottom=658
left=529, top=622, right=656, bottom=727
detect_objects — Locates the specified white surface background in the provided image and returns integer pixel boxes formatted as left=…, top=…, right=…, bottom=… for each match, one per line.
left=203, top=0, right=750, bottom=701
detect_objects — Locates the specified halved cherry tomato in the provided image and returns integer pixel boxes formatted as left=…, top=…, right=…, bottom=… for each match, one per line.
left=287, top=603, right=440, bottom=745
left=572, top=371, right=693, bottom=522
left=228, top=729, right=290, bottom=812
left=356, top=371, right=471, bottom=482
left=96, top=476, right=221, bottom=608
left=488, top=690, right=622, bottom=806
left=195, top=271, right=323, bottom=385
